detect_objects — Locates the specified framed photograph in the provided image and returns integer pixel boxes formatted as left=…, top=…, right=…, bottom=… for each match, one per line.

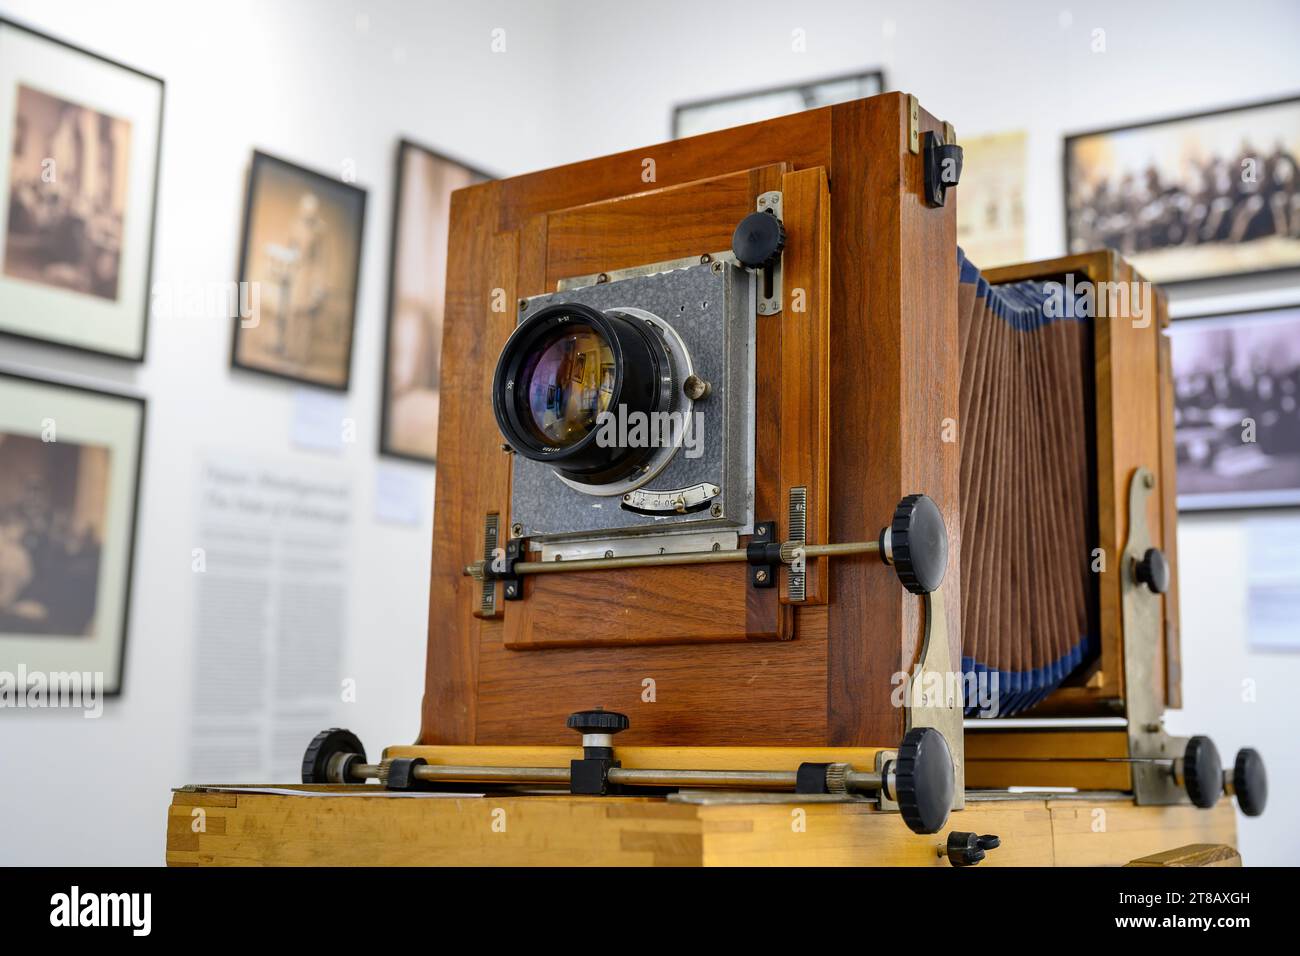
left=956, top=130, right=1027, bottom=270
left=0, top=370, right=145, bottom=697
left=0, top=17, right=164, bottom=360
left=672, top=69, right=885, bottom=139
left=1065, top=95, right=1300, bottom=284
left=380, top=140, right=490, bottom=463
left=1169, top=304, right=1300, bottom=511
left=231, top=150, right=367, bottom=391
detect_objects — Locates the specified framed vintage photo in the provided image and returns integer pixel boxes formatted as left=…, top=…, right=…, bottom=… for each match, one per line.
left=1065, top=95, right=1300, bottom=284
left=379, top=139, right=490, bottom=463
left=1169, top=304, right=1300, bottom=511
left=231, top=150, right=367, bottom=391
left=672, top=69, right=885, bottom=139
left=0, top=17, right=164, bottom=361
left=956, top=129, right=1027, bottom=270
left=0, top=370, right=145, bottom=697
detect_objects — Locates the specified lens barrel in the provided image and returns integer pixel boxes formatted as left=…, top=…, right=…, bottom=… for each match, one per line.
left=492, top=302, right=675, bottom=481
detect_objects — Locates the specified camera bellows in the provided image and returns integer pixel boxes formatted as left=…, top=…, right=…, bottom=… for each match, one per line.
left=958, top=249, right=1098, bottom=716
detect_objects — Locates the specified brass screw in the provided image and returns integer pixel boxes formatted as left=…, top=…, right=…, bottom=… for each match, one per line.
left=710, top=504, right=723, bottom=517
left=511, top=522, right=523, bottom=537
left=755, top=569, right=769, bottom=584
left=683, top=374, right=711, bottom=400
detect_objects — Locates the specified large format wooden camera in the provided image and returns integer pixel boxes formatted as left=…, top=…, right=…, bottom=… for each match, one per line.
left=170, top=92, right=1267, bottom=865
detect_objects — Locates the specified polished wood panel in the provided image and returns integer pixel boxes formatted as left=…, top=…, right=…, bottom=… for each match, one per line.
left=503, top=563, right=789, bottom=649
left=477, top=605, right=828, bottom=746
left=777, top=166, right=831, bottom=604
left=420, top=189, right=517, bottom=744
left=824, top=96, right=961, bottom=746
left=543, top=167, right=773, bottom=286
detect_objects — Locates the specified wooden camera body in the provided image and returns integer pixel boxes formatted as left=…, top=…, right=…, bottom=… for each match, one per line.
left=424, top=92, right=961, bottom=753
left=406, top=91, right=1261, bottom=818
left=166, top=94, right=1268, bottom=866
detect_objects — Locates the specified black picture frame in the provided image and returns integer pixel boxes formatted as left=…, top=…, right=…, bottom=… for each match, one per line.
left=0, top=15, right=165, bottom=363
left=1167, top=302, right=1300, bottom=512
left=671, top=68, right=886, bottom=139
left=378, top=138, right=492, bottom=464
left=1063, top=94, right=1300, bottom=287
left=0, top=367, right=146, bottom=698
left=230, top=149, right=368, bottom=392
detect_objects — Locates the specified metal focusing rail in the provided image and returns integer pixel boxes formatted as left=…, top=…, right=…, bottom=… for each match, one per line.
left=1117, top=466, right=1267, bottom=813
left=464, top=493, right=950, bottom=601
left=301, top=711, right=960, bottom=835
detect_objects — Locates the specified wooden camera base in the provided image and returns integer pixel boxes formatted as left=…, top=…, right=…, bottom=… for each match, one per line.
left=166, top=783, right=1237, bottom=867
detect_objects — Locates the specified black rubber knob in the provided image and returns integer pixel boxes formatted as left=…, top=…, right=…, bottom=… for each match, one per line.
left=945, top=831, right=1000, bottom=867
left=301, top=727, right=366, bottom=784
left=894, top=726, right=954, bottom=834
left=1135, top=547, right=1169, bottom=594
left=1183, top=735, right=1223, bottom=809
left=731, top=210, right=785, bottom=270
left=888, top=494, right=949, bottom=594
left=1233, top=748, right=1267, bottom=817
left=566, top=709, right=630, bottom=735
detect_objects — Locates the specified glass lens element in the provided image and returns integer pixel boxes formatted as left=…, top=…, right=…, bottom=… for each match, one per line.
left=518, top=323, right=615, bottom=447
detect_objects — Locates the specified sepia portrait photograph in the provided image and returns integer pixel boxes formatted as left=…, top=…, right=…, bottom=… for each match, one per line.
left=4, top=83, right=131, bottom=301
left=0, top=18, right=163, bottom=359
left=0, top=371, right=144, bottom=695
left=1066, top=96, right=1300, bottom=284
left=231, top=150, right=367, bottom=390
left=1169, top=305, right=1300, bottom=510
left=380, top=140, right=488, bottom=462
left=0, top=430, right=109, bottom=637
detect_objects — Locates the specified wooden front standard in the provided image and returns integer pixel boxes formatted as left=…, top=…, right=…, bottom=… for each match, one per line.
left=422, top=92, right=961, bottom=748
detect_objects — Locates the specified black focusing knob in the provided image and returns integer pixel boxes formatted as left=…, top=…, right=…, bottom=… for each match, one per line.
left=1134, top=547, right=1169, bottom=594
left=887, top=494, right=949, bottom=594
left=731, top=210, right=786, bottom=270
left=893, top=726, right=954, bottom=834
left=301, top=727, right=366, bottom=784
left=1232, top=748, right=1268, bottom=817
left=1183, top=735, right=1223, bottom=809
left=566, top=709, right=630, bottom=736
left=945, top=831, right=1001, bottom=867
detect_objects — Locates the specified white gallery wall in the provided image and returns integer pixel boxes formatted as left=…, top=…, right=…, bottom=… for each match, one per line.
left=1, top=0, right=1297, bottom=865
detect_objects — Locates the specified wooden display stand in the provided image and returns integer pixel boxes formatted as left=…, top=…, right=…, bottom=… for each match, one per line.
left=166, top=787, right=1236, bottom=867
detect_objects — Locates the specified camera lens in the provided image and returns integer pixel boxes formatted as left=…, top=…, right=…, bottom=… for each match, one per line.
left=493, top=302, right=675, bottom=481
left=517, top=323, right=614, bottom=448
